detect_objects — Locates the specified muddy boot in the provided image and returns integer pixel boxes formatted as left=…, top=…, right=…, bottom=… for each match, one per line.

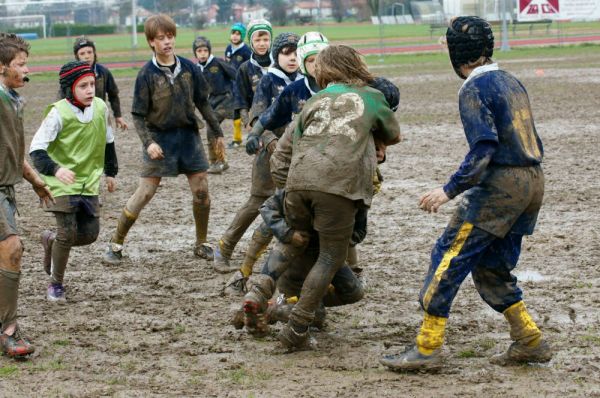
left=243, top=274, right=275, bottom=336
left=0, top=326, right=35, bottom=359
left=311, top=304, right=327, bottom=330
left=40, top=230, right=55, bottom=275
left=193, top=243, right=214, bottom=260
left=207, top=161, right=229, bottom=174
left=380, top=345, right=443, bottom=371
left=223, top=270, right=248, bottom=296
left=213, top=241, right=237, bottom=273
left=265, top=295, right=297, bottom=325
left=231, top=306, right=245, bottom=330
left=490, top=301, right=552, bottom=366
left=278, top=322, right=312, bottom=351
left=103, top=240, right=123, bottom=265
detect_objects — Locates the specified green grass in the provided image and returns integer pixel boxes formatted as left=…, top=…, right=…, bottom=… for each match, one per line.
left=217, top=367, right=273, bottom=386
left=458, top=349, right=477, bottom=358
left=52, top=339, right=71, bottom=346
left=0, top=364, right=19, bottom=377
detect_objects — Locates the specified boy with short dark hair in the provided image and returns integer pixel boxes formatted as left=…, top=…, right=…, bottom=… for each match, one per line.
left=380, top=17, right=550, bottom=371
left=193, top=36, right=237, bottom=174
left=0, top=32, right=53, bottom=359
left=103, top=14, right=224, bottom=264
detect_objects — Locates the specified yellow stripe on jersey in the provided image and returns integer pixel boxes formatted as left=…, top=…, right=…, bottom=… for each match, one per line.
left=422, top=222, right=474, bottom=311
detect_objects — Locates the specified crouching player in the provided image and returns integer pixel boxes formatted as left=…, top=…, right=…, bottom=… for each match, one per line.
left=380, top=17, right=550, bottom=371
left=30, top=61, right=118, bottom=302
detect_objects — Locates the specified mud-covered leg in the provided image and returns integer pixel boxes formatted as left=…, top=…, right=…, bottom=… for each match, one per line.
left=188, top=171, right=213, bottom=260
left=242, top=274, right=276, bottom=336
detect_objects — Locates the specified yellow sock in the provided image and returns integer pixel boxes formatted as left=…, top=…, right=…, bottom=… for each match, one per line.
left=503, top=301, right=542, bottom=347
left=233, top=119, right=242, bottom=142
left=415, top=313, right=448, bottom=355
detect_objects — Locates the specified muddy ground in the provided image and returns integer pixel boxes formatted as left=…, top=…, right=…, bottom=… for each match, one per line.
left=1, top=53, right=599, bottom=397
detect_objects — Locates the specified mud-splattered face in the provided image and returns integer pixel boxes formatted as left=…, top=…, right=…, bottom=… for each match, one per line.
left=76, top=46, right=95, bottom=66
left=149, top=30, right=175, bottom=59
left=251, top=32, right=270, bottom=56
left=73, top=75, right=95, bottom=106
left=230, top=31, right=242, bottom=45
left=304, top=54, right=317, bottom=77
left=0, top=51, right=29, bottom=89
left=278, top=48, right=298, bottom=74
left=195, top=47, right=210, bottom=63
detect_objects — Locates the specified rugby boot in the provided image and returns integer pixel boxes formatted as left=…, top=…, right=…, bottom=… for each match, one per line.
left=231, top=306, right=245, bottom=330
left=278, top=322, right=312, bottom=351
left=243, top=275, right=275, bottom=336
left=380, top=345, right=443, bottom=371
left=0, top=327, right=35, bottom=359
left=228, top=140, right=242, bottom=149
left=223, top=270, right=248, bottom=296
left=40, top=230, right=55, bottom=275
left=311, top=304, right=327, bottom=330
left=103, top=241, right=123, bottom=265
left=193, top=243, right=214, bottom=260
left=265, top=295, right=297, bottom=325
left=47, top=283, right=66, bottom=303
left=489, top=340, right=552, bottom=366
left=207, top=161, right=230, bottom=174
left=213, top=243, right=237, bottom=273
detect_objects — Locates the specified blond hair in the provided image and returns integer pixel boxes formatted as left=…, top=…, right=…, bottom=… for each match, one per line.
left=315, top=45, right=373, bottom=88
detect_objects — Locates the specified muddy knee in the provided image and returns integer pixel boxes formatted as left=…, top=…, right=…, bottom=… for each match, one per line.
left=191, top=177, right=210, bottom=205
left=0, top=236, right=23, bottom=272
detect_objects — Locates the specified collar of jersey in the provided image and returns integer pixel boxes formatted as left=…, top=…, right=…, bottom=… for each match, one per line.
left=152, top=54, right=182, bottom=83
left=267, top=67, right=303, bottom=86
left=460, top=63, right=499, bottom=93
left=197, top=55, right=215, bottom=72
left=230, top=42, right=246, bottom=54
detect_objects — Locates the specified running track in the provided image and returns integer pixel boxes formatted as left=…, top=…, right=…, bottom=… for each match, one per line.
left=29, top=34, right=600, bottom=73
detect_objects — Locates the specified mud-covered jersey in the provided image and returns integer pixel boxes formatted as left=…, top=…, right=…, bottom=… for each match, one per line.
left=225, top=43, right=252, bottom=70
left=287, top=84, right=400, bottom=207
left=233, top=57, right=270, bottom=111
left=0, top=85, right=25, bottom=186
left=132, top=56, right=211, bottom=132
left=459, top=66, right=543, bottom=167
left=197, top=56, right=236, bottom=97
left=250, top=68, right=302, bottom=124
left=259, top=77, right=314, bottom=131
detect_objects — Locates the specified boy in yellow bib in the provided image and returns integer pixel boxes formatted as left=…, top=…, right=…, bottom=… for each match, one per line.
left=30, top=61, right=118, bottom=302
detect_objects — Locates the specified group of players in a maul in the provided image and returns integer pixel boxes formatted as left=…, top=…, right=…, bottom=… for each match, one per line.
left=0, top=13, right=552, bottom=372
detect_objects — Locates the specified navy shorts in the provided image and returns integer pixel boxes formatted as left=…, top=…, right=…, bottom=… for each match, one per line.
left=141, top=128, right=209, bottom=177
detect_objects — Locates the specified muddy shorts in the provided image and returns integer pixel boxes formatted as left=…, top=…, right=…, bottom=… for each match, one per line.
left=0, top=186, right=18, bottom=241
left=44, top=195, right=100, bottom=217
left=457, top=165, right=544, bottom=238
left=141, top=128, right=209, bottom=177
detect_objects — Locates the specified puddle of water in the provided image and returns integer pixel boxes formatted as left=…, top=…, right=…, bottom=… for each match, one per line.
left=514, top=270, right=545, bottom=282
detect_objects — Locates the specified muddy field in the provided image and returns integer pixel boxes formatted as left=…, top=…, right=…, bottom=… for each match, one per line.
left=1, top=53, right=600, bottom=397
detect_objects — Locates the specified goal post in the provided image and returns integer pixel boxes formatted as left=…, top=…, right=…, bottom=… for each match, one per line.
left=0, top=14, right=47, bottom=39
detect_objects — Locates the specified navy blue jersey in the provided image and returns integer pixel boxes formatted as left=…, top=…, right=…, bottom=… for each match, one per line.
left=225, top=43, right=252, bottom=70
left=459, top=69, right=543, bottom=167
left=132, top=56, right=211, bottom=132
left=197, top=56, right=237, bottom=97
left=259, top=77, right=314, bottom=131
left=233, top=58, right=267, bottom=111
left=250, top=68, right=302, bottom=123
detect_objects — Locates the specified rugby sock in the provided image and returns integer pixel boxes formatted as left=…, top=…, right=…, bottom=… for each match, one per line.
left=193, top=202, right=210, bottom=245
left=503, top=301, right=542, bottom=347
left=0, top=268, right=20, bottom=332
left=233, top=119, right=243, bottom=143
left=415, top=312, right=447, bottom=355
left=240, top=230, right=270, bottom=277
left=112, top=207, right=137, bottom=245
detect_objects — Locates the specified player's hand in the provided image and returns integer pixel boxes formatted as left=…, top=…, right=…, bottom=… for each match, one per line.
left=115, top=117, right=128, bottom=131
left=290, top=230, right=310, bottom=248
left=374, top=138, right=387, bottom=163
left=55, top=167, right=76, bottom=185
left=266, top=139, right=278, bottom=155
left=245, top=134, right=261, bottom=155
left=147, top=143, right=164, bottom=160
left=32, top=183, right=55, bottom=208
left=106, top=176, right=117, bottom=193
left=419, top=187, right=450, bottom=213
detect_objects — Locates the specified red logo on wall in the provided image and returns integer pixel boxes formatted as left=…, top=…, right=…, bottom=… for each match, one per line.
left=519, top=0, right=560, bottom=15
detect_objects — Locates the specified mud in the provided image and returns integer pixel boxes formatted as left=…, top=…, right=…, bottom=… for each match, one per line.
left=1, top=53, right=600, bottom=397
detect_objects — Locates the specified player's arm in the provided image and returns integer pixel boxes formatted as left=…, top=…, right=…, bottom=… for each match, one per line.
left=103, top=106, right=118, bottom=194
left=219, top=58, right=237, bottom=81
left=443, top=140, right=497, bottom=199
left=131, top=72, right=156, bottom=149
left=373, top=93, right=401, bottom=146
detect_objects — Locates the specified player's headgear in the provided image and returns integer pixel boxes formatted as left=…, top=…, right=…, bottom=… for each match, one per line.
left=296, top=32, right=329, bottom=75
left=271, top=32, right=300, bottom=66
left=231, top=22, right=247, bottom=42
left=73, top=36, right=96, bottom=62
left=446, top=16, right=494, bottom=79
left=192, top=36, right=211, bottom=55
left=370, top=77, right=400, bottom=112
left=59, top=60, right=94, bottom=101
left=247, top=19, right=273, bottom=51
